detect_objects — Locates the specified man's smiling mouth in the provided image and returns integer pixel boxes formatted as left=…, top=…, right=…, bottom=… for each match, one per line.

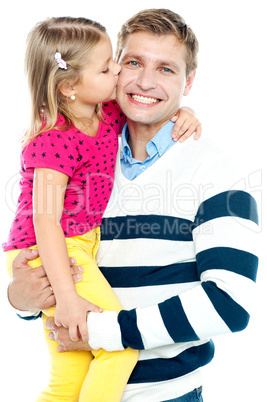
left=130, top=94, right=160, bottom=104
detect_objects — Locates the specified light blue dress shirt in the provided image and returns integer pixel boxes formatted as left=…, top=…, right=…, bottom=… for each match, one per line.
left=120, top=121, right=176, bottom=180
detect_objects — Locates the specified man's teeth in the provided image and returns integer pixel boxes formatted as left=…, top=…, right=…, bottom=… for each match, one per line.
left=131, top=95, right=159, bottom=104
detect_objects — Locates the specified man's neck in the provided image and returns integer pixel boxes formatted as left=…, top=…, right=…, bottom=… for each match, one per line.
left=126, top=120, right=168, bottom=162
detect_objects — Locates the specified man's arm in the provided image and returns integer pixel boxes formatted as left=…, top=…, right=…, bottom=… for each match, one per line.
left=86, top=146, right=259, bottom=352
left=86, top=189, right=258, bottom=352
left=8, top=248, right=83, bottom=314
left=49, top=152, right=259, bottom=353
left=50, top=188, right=258, bottom=354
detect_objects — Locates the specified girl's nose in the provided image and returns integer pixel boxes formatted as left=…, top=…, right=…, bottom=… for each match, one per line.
left=113, top=61, right=121, bottom=75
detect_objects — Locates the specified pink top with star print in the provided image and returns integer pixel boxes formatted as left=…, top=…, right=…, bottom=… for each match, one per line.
left=3, top=101, right=125, bottom=251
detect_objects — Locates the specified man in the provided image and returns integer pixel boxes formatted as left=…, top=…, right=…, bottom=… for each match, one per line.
left=8, top=9, right=258, bottom=402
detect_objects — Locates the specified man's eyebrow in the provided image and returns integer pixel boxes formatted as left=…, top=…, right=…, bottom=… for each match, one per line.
left=120, top=53, right=143, bottom=62
left=157, top=59, right=181, bottom=72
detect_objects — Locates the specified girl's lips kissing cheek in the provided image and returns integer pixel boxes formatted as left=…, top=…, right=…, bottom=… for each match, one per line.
left=128, top=94, right=161, bottom=105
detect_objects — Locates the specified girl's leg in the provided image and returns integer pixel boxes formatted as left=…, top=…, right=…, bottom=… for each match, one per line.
left=6, top=248, right=92, bottom=402
left=36, top=313, right=93, bottom=402
left=6, top=229, right=138, bottom=402
left=65, top=229, right=139, bottom=402
left=79, top=348, right=138, bottom=402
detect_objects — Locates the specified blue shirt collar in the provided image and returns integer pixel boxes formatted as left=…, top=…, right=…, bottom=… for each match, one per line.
left=121, top=121, right=175, bottom=163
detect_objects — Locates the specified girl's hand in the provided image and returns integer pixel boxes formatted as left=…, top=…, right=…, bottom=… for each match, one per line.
left=54, top=293, right=99, bottom=343
left=171, top=107, right=202, bottom=142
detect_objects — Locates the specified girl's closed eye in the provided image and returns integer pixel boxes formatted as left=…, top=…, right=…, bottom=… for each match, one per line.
left=102, top=67, right=109, bottom=73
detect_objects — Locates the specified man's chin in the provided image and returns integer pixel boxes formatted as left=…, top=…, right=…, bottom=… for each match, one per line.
left=120, top=105, right=162, bottom=124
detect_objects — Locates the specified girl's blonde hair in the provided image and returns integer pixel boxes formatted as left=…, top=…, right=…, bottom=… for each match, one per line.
left=23, top=16, right=107, bottom=145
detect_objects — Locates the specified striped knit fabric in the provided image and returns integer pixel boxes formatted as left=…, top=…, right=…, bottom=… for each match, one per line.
left=88, top=136, right=259, bottom=401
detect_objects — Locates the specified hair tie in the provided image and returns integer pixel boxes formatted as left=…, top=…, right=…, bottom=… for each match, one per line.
left=54, top=52, right=67, bottom=70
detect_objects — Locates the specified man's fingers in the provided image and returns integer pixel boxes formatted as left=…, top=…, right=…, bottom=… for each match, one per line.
left=11, top=248, right=47, bottom=281
left=27, top=265, right=48, bottom=280
left=41, top=292, right=56, bottom=310
left=87, top=302, right=103, bottom=314
left=78, top=322, right=89, bottom=343
left=69, top=257, right=76, bottom=266
left=70, top=264, right=84, bottom=284
left=46, top=317, right=92, bottom=352
left=12, top=248, right=39, bottom=269
left=69, top=325, right=80, bottom=342
left=70, top=265, right=84, bottom=274
left=46, top=320, right=68, bottom=351
left=48, top=331, right=67, bottom=353
left=57, top=345, right=66, bottom=352
left=46, top=317, right=58, bottom=331
left=48, top=331, right=55, bottom=341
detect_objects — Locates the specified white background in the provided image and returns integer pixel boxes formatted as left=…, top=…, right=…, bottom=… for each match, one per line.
left=0, top=0, right=266, bottom=401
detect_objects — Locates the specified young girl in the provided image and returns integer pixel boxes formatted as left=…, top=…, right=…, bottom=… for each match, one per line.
left=3, top=17, right=201, bottom=401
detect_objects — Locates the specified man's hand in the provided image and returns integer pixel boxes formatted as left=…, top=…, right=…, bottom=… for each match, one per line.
left=46, top=315, right=99, bottom=352
left=8, top=248, right=84, bottom=312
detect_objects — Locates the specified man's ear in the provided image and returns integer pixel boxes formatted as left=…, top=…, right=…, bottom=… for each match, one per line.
left=183, top=70, right=196, bottom=96
left=58, top=81, right=75, bottom=98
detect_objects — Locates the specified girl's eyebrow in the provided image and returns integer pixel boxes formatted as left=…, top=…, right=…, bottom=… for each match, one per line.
left=100, top=56, right=112, bottom=69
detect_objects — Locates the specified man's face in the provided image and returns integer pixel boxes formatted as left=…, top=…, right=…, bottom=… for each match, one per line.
left=116, top=32, right=195, bottom=132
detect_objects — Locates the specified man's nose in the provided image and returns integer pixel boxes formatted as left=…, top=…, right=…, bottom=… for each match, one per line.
left=136, top=68, right=157, bottom=90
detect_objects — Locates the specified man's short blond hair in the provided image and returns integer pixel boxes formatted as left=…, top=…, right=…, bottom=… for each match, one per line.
left=116, top=8, right=199, bottom=77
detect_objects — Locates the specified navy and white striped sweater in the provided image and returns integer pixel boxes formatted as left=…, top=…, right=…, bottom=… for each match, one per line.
left=88, top=136, right=259, bottom=401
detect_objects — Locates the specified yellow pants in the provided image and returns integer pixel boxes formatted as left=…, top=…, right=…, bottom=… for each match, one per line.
left=6, top=227, right=138, bottom=402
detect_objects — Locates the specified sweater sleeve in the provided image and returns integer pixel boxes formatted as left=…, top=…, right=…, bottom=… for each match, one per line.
left=88, top=188, right=259, bottom=351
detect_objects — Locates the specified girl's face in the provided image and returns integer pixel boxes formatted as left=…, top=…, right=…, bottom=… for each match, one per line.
left=73, top=36, right=121, bottom=110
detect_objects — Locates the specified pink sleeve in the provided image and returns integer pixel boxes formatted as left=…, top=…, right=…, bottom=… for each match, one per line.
left=22, top=130, right=79, bottom=177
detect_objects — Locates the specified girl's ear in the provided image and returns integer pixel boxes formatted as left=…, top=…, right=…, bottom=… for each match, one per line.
left=58, top=82, right=75, bottom=98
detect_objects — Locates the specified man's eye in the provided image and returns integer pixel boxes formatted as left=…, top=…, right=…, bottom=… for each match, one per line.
left=129, top=61, right=139, bottom=66
left=162, top=67, right=172, bottom=73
